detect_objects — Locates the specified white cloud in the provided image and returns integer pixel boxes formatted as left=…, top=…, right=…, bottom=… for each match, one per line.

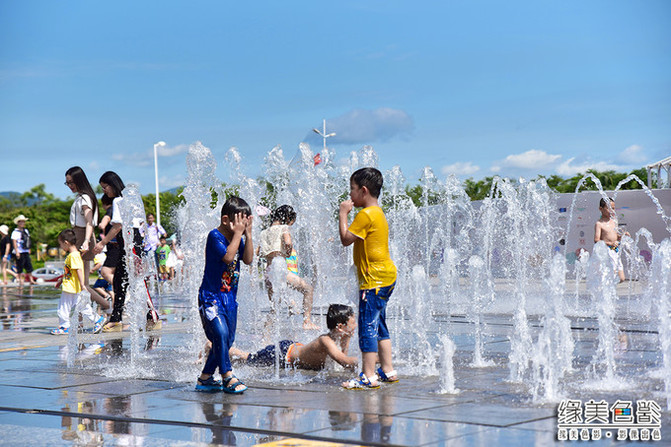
left=501, top=149, right=562, bottom=169
left=159, top=175, right=186, bottom=190
left=617, top=144, right=647, bottom=165
left=490, top=165, right=501, bottom=173
left=556, top=157, right=623, bottom=176
left=304, top=108, right=413, bottom=146
left=158, top=144, right=188, bottom=157
left=441, top=161, right=480, bottom=176
left=112, top=152, right=152, bottom=167
left=113, top=143, right=189, bottom=167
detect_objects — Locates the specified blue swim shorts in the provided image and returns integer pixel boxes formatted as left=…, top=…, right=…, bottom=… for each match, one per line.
left=358, top=282, right=395, bottom=353
left=93, top=278, right=112, bottom=291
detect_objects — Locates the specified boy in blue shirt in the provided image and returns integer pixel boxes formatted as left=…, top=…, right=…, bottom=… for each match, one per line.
left=196, top=197, right=254, bottom=394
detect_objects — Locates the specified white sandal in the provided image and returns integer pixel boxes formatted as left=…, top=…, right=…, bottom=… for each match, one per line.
left=342, top=372, right=380, bottom=390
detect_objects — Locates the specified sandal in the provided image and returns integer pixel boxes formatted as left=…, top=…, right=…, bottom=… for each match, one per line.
left=102, top=322, right=123, bottom=333
left=195, top=376, right=223, bottom=392
left=377, top=368, right=399, bottom=383
left=342, top=372, right=380, bottom=390
left=93, top=316, right=106, bottom=334
left=222, top=375, right=247, bottom=394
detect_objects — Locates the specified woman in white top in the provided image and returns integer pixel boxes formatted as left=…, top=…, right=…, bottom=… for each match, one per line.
left=259, top=205, right=317, bottom=329
left=65, top=166, right=111, bottom=313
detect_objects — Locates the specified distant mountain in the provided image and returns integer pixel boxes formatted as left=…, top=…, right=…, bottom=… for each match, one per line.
left=0, top=191, right=40, bottom=206
left=165, top=186, right=183, bottom=195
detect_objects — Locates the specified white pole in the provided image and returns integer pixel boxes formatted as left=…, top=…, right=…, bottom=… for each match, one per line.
left=312, top=119, right=335, bottom=153
left=322, top=118, right=327, bottom=150
left=153, top=141, right=166, bottom=228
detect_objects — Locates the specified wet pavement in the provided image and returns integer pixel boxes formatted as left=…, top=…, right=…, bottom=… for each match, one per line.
left=0, top=283, right=669, bottom=446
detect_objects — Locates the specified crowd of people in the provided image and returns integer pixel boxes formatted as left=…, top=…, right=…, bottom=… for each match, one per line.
left=1, top=165, right=399, bottom=393
left=1, top=167, right=185, bottom=334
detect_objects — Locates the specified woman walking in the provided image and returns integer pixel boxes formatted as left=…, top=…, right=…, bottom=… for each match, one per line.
left=94, top=171, right=159, bottom=331
left=93, top=171, right=128, bottom=331
left=64, top=166, right=111, bottom=313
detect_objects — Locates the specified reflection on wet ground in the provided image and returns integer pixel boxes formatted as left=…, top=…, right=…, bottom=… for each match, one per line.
left=0, top=284, right=669, bottom=446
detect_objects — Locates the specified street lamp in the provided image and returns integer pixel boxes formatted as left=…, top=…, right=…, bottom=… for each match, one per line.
left=312, top=119, right=336, bottom=151
left=153, top=141, right=166, bottom=228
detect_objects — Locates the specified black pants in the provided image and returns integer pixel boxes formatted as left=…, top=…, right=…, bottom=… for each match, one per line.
left=110, top=256, right=127, bottom=323
left=110, top=252, right=157, bottom=323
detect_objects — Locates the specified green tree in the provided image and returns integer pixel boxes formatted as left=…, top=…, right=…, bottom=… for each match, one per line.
left=20, top=184, right=57, bottom=206
left=141, top=188, right=185, bottom=235
left=463, top=177, right=495, bottom=201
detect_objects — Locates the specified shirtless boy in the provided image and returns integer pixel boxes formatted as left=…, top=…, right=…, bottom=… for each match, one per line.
left=594, top=197, right=627, bottom=282
left=229, top=304, right=358, bottom=370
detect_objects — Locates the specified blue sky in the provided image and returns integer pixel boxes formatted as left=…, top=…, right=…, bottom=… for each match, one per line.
left=1, top=0, right=670, bottom=198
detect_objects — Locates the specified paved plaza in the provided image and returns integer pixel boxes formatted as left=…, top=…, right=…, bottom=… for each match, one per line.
left=0, top=283, right=669, bottom=446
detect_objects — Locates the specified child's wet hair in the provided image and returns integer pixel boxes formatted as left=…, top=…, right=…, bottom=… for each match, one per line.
left=101, top=194, right=113, bottom=206
left=351, top=167, right=383, bottom=198
left=270, top=205, right=296, bottom=225
left=58, top=228, right=77, bottom=245
left=221, top=196, right=252, bottom=220
left=599, top=197, right=614, bottom=208
left=326, top=304, right=354, bottom=330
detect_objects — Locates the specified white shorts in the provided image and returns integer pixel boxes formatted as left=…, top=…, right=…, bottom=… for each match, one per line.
left=608, top=248, right=624, bottom=272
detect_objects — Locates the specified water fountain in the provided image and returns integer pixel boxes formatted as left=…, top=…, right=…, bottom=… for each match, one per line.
left=468, top=255, right=495, bottom=368
left=647, top=238, right=671, bottom=408
left=438, top=333, right=458, bottom=394
left=78, top=141, right=671, bottom=414
left=531, top=253, right=574, bottom=402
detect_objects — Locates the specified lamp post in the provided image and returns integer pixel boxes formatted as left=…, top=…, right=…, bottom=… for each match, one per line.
left=153, top=141, right=166, bottom=228
left=312, top=119, right=336, bottom=151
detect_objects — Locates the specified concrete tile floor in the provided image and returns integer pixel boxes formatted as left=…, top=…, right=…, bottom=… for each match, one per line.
left=0, top=285, right=669, bottom=446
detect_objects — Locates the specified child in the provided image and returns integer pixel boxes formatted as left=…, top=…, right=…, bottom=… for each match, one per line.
left=230, top=304, right=358, bottom=370
left=196, top=197, right=254, bottom=394
left=51, top=229, right=105, bottom=335
left=258, top=205, right=317, bottom=329
left=91, top=252, right=114, bottom=306
left=166, top=236, right=184, bottom=281
left=156, top=236, right=171, bottom=281
left=339, top=167, right=398, bottom=389
left=594, top=197, right=628, bottom=283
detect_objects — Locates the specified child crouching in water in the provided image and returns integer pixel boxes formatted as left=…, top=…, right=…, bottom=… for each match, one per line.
left=229, top=304, right=358, bottom=370
left=196, top=197, right=253, bottom=394
left=51, top=229, right=105, bottom=335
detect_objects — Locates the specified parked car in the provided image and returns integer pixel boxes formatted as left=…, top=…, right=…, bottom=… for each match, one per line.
left=30, top=267, right=64, bottom=283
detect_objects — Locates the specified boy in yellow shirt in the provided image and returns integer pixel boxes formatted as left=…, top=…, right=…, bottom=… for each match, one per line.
left=51, top=229, right=105, bottom=335
left=339, top=167, right=398, bottom=389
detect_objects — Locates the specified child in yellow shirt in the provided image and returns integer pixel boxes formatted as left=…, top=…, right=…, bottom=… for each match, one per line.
left=51, top=229, right=105, bottom=335
left=338, top=167, right=398, bottom=389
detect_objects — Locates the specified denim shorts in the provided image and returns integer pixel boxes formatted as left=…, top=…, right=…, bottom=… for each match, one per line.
left=358, top=282, right=395, bottom=353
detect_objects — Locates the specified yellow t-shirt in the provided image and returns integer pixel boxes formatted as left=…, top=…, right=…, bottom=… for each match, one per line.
left=62, top=251, right=83, bottom=294
left=348, top=206, right=397, bottom=290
